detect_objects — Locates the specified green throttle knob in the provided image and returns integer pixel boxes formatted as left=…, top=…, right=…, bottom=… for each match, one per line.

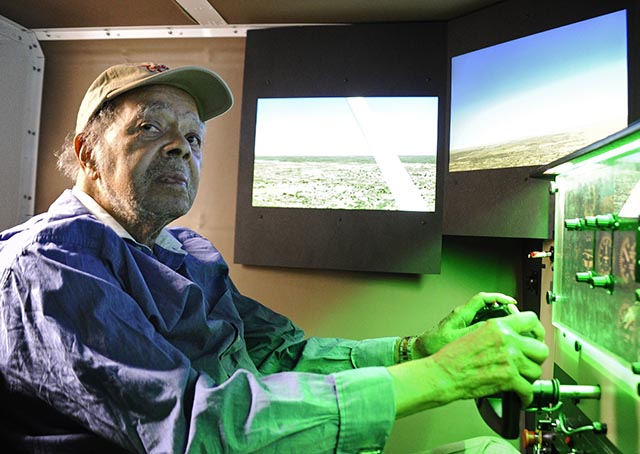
left=590, top=274, right=614, bottom=290
left=575, top=271, right=615, bottom=291
left=595, top=214, right=617, bottom=228
left=575, top=271, right=594, bottom=283
left=565, top=218, right=585, bottom=230
left=597, top=213, right=637, bottom=230
left=585, top=213, right=636, bottom=230
left=584, top=216, right=598, bottom=228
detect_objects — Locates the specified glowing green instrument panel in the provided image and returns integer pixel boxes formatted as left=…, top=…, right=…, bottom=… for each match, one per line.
left=537, top=121, right=640, bottom=364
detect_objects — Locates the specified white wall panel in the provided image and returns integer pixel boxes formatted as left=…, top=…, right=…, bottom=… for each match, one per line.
left=0, top=15, right=43, bottom=230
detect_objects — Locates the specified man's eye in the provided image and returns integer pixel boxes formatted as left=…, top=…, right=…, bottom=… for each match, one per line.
left=187, top=134, right=202, bottom=147
left=141, top=123, right=160, bottom=133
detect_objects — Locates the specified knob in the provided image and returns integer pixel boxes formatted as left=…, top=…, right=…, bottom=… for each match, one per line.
left=590, top=274, right=614, bottom=290
left=575, top=271, right=594, bottom=283
left=522, top=429, right=539, bottom=448
left=565, top=218, right=585, bottom=230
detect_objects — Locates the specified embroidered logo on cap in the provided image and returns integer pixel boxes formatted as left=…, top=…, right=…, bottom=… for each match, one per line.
left=140, top=63, right=170, bottom=73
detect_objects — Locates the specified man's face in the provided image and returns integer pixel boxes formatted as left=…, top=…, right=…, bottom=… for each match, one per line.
left=91, top=85, right=205, bottom=228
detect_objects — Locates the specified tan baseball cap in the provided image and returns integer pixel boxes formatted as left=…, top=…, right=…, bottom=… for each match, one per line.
left=75, top=62, right=233, bottom=133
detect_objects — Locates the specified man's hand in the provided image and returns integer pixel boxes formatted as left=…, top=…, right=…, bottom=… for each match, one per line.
left=388, top=311, right=549, bottom=418
left=429, top=312, right=548, bottom=404
left=411, top=292, right=519, bottom=358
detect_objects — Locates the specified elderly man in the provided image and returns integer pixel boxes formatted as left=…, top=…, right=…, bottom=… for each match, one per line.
left=0, top=63, right=548, bottom=453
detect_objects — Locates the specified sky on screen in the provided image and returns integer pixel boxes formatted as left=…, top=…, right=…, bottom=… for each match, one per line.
left=254, top=96, right=439, bottom=157
left=450, top=10, right=628, bottom=151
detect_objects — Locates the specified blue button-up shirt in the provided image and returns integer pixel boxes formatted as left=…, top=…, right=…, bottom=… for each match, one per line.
left=0, top=190, right=397, bottom=453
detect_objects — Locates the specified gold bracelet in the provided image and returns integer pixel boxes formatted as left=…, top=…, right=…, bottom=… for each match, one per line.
left=398, top=335, right=416, bottom=362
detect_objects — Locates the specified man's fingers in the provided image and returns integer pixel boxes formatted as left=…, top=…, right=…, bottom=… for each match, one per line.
left=464, top=292, right=518, bottom=323
left=511, top=375, right=535, bottom=407
left=518, top=334, right=550, bottom=364
left=520, top=355, right=544, bottom=383
left=501, top=311, right=546, bottom=342
left=506, top=304, right=520, bottom=314
left=487, top=292, right=518, bottom=307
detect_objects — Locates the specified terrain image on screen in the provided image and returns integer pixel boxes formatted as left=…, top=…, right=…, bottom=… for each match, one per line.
left=449, top=10, right=628, bottom=172
left=252, top=96, right=439, bottom=212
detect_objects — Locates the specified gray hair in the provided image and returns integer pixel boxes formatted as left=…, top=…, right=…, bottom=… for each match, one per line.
left=55, top=102, right=117, bottom=181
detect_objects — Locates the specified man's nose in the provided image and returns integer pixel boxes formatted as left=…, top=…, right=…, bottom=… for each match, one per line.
left=164, top=133, right=191, bottom=159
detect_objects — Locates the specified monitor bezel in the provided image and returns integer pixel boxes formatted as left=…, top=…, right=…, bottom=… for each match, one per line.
left=443, top=0, right=639, bottom=238
left=235, top=23, right=448, bottom=274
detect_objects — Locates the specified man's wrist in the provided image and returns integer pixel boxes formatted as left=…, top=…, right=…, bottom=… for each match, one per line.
left=396, top=335, right=418, bottom=363
left=412, top=335, right=430, bottom=358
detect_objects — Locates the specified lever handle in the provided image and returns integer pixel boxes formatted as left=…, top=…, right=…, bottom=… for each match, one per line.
left=476, top=392, right=522, bottom=439
left=471, top=302, right=522, bottom=439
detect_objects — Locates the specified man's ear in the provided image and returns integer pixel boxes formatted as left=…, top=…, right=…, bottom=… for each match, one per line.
left=74, top=134, right=99, bottom=180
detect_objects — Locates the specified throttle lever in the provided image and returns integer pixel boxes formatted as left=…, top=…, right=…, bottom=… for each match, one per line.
left=471, top=303, right=600, bottom=439
left=471, top=302, right=522, bottom=439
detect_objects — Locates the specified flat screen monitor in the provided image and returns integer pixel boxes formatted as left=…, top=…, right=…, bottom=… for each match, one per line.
left=235, top=23, right=447, bottom=274
left=443, top=0, right=637, bottom=239
left=450, top=10, right=628, bottom=173
left=252, top=96, right=439, bottom=212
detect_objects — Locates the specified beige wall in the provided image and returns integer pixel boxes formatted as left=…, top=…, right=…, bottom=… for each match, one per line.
left=36, top=38, right=523, bottom=452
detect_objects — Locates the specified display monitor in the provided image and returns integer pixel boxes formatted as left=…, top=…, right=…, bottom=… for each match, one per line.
left=235, top=23, right=447, bottom=274
left=450, top=10, right=628, bottom=173
left=443, top=0, right=638, bottom=239
left=252, top=96, right=439, bottom=212
left=235, top=0, right=639, bottom=271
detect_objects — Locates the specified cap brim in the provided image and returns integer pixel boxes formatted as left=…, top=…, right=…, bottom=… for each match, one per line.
left=107, top=66, right=233, bottom=122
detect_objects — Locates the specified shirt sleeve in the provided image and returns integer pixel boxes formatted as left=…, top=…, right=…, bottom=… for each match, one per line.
left=0, top=243, right=397, bottom=453
left=185, top=367, right=396, bottom=454
left=230, top=280, right=399, bottom=375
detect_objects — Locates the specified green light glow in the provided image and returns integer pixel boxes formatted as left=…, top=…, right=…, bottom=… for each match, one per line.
left=554, top=323, right=639, bottom=402
left=544, top=132, right=640, bottom=176
left=552, top=121, right=640, bottom=365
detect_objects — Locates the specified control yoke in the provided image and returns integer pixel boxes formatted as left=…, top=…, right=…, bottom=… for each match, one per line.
left=471, top=303, right=600, bottom=439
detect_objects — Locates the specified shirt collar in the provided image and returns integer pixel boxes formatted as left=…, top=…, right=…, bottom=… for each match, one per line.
left=71, top=186, right=186, bottom=255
